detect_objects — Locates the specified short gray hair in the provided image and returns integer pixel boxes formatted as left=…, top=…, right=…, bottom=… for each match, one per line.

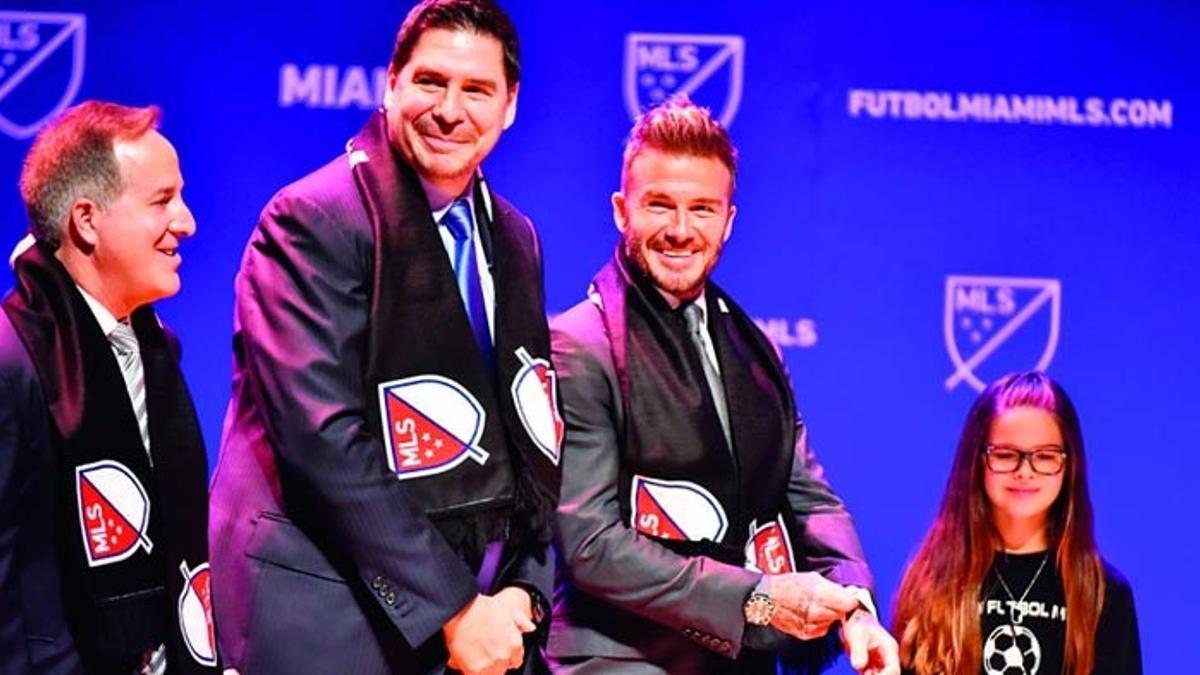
left=19, top=100, right=160, bottom=249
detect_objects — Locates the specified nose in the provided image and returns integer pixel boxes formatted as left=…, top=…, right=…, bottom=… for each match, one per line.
left=663, top=208, right=692, bottom=241
left=433, top=87, right=466, bottom=125
left=171, top=199, right=197, bottom=238
left=1012, top=453, right=1036, bottom=479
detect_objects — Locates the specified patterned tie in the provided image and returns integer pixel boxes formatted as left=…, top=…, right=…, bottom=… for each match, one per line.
left=684, top=303, right=732, bottom=451
left=108, top=321, right=151, bottom=459
left=442, top=199, right=494, bottom=369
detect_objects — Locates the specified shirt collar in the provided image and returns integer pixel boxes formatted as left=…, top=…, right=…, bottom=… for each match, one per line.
left=425, top=177, right=476, bottom=224
left=686, top=291, right=710, bottom=329
left=75, top=284, right=122, bottom=337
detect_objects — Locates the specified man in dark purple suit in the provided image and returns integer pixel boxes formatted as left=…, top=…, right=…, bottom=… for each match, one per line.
left=207, top=2, right=560, bottom=674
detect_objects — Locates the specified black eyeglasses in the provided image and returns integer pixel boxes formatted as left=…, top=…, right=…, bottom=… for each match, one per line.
left=983, top=444, right=1068, bottom=476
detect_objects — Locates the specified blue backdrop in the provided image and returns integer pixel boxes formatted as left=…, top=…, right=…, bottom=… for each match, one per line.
left=2, top=2, right=1196, bottom=672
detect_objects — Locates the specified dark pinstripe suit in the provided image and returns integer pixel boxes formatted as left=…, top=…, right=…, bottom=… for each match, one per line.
left=208, top=153, right=551, bottom=674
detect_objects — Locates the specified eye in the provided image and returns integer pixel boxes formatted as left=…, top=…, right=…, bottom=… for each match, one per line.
left=414, top=74, right=444, bottom=90
left=990, top=448, right=1020, bottom=462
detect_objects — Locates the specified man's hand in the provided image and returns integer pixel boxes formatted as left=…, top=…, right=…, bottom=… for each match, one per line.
left=444, top=592, right=535, bottom=675
left=767, top=572, right=860, bottom=640
left=839, top=608, right=900, bottom=675
left=493, top=586, right=536, bottom=630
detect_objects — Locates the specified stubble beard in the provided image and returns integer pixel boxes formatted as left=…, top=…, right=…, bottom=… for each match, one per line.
left=623, top=231, right=722, bottom=300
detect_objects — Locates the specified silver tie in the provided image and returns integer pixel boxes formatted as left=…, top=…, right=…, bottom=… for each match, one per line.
left=108, top=321, right=151, bottom=459
left=684, top=303, right=732, bottom=450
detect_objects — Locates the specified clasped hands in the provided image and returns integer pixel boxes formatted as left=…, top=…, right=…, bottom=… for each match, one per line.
left=763, top=572, right=900, bottom=675
left=443, top=586, right=535, bottom=675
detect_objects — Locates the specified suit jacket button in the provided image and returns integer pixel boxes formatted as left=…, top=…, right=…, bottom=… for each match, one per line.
left=371, top=576, right=384, bottom=590
left=385, top=591, right=396, bottom=605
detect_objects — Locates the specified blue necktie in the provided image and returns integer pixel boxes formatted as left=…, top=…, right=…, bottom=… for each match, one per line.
left=442, top=199, right=494, bottom=370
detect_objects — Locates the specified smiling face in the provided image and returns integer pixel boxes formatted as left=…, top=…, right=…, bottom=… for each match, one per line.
left=384, top=27, right=517, bottom=197
left=88, top=130, right=195, bottom=316
left=614, top=148, right=736, bottom=306
left=983, top=406, right=1066, bottom=546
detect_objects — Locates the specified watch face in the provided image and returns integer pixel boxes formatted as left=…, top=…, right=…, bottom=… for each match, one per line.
left=744, top=595, right=774, bottom=626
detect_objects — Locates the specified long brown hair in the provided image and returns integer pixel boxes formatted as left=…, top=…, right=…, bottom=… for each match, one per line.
left=893, top=371, right=1105, bottom=674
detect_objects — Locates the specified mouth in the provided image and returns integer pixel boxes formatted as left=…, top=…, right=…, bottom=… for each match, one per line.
left=1005, top=486, right=1040, bottom=497
left=418, top=130, right=471, bottom=153
left=651, top=248, right=701, bottom=270
left=158, top=247, right=180, bottom=261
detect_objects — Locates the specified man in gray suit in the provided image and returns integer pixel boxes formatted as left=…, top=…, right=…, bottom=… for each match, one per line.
left=546, top=97, right=899, bottom=674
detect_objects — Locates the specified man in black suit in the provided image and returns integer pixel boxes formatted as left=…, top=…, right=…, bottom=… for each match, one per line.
left=546, top=97, right=899, bottom=674
left=1, top=100, right=215, bottom=674
left=208, top=1, right=560, bottom=674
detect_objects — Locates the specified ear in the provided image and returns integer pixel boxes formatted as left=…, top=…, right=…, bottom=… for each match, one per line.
left=611, top=191, right=628, bottom=233
left=722, top=204, right=736, bottom=243
left=383, top=67, right=400, bottom=110
left=67, top=198, right=102, bottom=249
left=503, top=83, right=520, bottom=130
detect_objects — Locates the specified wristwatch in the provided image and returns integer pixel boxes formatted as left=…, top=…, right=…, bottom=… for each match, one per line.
left=743, top=590, right=776, bottom=626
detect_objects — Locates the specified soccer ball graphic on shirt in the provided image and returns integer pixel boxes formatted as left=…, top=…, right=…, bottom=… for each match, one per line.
left=983, top=624, right=1041, bottom=675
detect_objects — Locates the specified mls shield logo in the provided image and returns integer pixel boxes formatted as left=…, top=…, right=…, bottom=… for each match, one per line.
left=944, top=275, right=1062, bottom=392
left=75, top=460, right=153, bottom=567
left=744, top=515, right=796, bottom=574
left=510, top=347, right=563, bottom=466
left=630, top=475, right=728, bottom=543
left=177, top=561, right=217, bottom=667
left=0, top=11, right=86, bottom=140
left=378, top=375, right=490, bottom=480
left=624, top=33, right=745, bottom=128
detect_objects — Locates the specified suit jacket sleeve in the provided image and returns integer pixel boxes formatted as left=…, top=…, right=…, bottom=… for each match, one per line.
left=0, top=323, right=83, bottom=674
left=550, top=305, right=761, bottom=657
left=234, top=186, right=477, bottom=647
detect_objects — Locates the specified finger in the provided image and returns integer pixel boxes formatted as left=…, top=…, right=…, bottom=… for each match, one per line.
left=824, top=588, right=863, bottom=615
left=879, top=633, right=901, bottom=675
left=807, top=584, right=858, bottom=615
left=846, top=625, right=868, bottom=670
left=513, top=611, right=537, bottom=633
left=805, top=605, right=846, bottom=625
left=508, top=644, right=526, bottom=671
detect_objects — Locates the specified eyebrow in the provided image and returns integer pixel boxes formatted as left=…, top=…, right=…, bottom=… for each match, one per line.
left=147, top=186, right=177, bottom=200
left=411, top=68, right=499, bottom=91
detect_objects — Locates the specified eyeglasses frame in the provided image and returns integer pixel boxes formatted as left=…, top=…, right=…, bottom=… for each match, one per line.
left=982, top=443, right=1068, bottom=476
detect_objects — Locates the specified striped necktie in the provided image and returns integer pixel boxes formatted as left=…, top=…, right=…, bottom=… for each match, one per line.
left=442, top=199, right=494, bottom=370
left=108, top=321, right=151, bottom=459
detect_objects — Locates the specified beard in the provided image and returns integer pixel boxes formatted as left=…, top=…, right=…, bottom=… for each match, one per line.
left=622, top=228, right=723, bottom=302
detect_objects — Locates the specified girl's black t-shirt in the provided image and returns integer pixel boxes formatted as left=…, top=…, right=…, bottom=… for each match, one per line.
left=978, top=552, right=1141, bottom=675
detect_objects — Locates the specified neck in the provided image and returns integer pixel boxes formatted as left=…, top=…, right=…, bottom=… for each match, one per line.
left=655, top=286, right=699, bottom=309
left=994, top=512, right=1051, bottom=553
left=55, top=247, right=133, bottom=319
left=418, top=173, right=472, bottom=212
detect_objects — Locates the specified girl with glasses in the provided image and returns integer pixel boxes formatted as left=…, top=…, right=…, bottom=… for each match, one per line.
left=892, top=371, right=1141, bottom=674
